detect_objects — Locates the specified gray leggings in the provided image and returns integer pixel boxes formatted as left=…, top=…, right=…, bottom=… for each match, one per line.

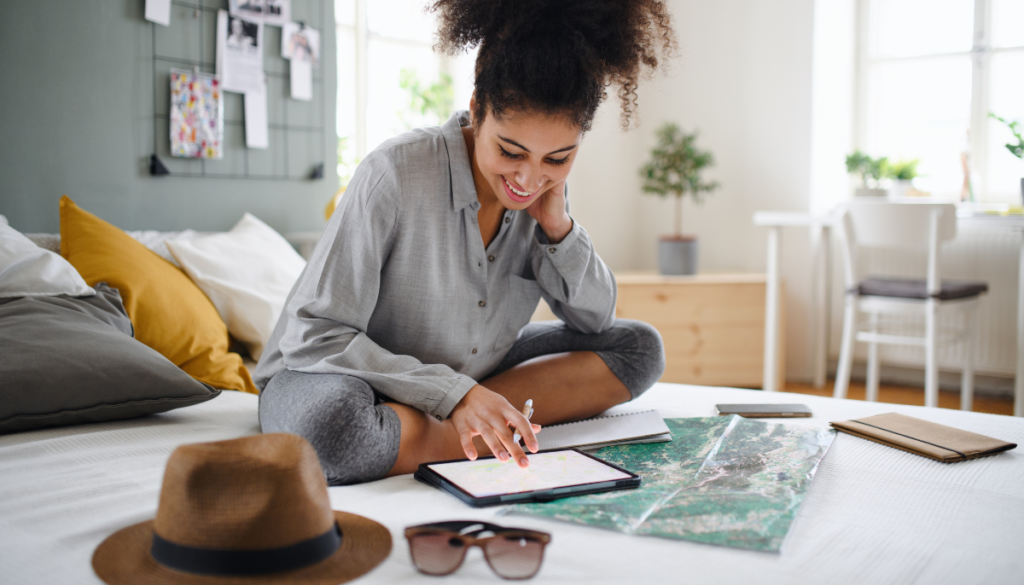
left=259, top=319, right=665, bottom=485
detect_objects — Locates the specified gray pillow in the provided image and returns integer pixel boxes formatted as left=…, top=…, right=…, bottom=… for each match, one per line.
left=0, top=283, right=220, bottom=434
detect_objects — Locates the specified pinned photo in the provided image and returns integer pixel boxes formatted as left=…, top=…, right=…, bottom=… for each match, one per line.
left=281, top=22, right=319, bottom=65
left=229, top=0, right=290, bottom=27
left=227, top=16, right=258, bottom=50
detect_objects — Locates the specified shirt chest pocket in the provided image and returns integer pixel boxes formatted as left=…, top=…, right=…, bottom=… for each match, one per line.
left=492, top=274, right=543, bottom=353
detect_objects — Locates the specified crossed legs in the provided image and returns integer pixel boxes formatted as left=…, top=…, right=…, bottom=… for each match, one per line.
left=259, top=320, right=665, bottom=485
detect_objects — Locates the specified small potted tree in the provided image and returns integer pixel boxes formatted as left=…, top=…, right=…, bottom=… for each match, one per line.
left=989, top=112, right=1024, bottom=203
left=639, top=123, right=719, bottom=275
left=845, top=150, right=888, bottom=197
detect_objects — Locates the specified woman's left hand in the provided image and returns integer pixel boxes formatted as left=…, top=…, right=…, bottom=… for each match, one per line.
left=526, top=179, right=573, bottom=244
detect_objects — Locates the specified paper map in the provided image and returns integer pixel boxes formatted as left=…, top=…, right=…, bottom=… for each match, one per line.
left=428, top=450, right=631, bottom=498
left=505, top=416, right=835, bottom=552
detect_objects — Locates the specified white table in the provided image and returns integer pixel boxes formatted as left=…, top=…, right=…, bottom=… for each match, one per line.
left=3, top=385, right=1023, bottom=584
left=752, top=211, right=838, bottom=392
left=754, top=209, right=1024, bottom=417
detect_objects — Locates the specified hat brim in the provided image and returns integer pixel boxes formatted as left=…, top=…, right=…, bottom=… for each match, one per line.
left=92, top=511, right=392, bottom=585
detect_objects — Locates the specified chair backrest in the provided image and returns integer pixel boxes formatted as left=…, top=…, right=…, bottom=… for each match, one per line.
left=837, top=201, right=958, bottom=295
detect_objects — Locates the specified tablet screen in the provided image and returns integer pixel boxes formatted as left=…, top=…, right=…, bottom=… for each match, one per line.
left=426, top=450, right=633, bottom=498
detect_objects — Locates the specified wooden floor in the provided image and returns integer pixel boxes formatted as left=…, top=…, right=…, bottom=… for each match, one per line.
left=782, top=380, right=1014, bottom=416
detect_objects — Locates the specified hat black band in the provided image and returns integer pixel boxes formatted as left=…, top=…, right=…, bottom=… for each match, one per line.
left=151, top=523, right=342, bottom=576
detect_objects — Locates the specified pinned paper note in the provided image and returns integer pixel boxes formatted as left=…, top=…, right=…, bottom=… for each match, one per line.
left=290, top=59, right=312, bottom=101
left=244, top=80, right=269, bottom=149
left=145, top=0, right=171, bottom=26
left=281, top=23, right=318, bottom=101
left=217, top=10, right=265, bottom=94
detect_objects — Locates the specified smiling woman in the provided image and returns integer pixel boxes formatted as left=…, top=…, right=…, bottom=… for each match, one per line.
left=254, top=0, right=677, bottom=485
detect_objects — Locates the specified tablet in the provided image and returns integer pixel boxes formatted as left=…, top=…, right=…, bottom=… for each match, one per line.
left=414, top=449, right=641, bottom=507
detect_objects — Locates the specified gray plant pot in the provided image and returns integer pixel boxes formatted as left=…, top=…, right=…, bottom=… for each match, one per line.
left=658, top=237, right=699, bottom=276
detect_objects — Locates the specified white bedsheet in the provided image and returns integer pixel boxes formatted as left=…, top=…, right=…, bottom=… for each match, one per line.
left=1, top=384, right=1022, bottom=584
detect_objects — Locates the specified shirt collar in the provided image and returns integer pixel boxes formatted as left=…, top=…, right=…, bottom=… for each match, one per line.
left=441, top=110, right=480, bottom=213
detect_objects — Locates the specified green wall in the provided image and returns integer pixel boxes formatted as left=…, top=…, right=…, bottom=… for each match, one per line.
left=0, top=0, right=336, bottom=234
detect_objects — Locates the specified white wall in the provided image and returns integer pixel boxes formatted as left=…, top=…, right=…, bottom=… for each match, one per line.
left=570, top=0, right=823, bottom=383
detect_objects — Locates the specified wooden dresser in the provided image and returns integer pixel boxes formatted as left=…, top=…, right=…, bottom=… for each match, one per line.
left=532, top=273, right=782, bottom=389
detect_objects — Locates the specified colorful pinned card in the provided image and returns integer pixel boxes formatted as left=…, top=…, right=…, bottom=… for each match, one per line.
left=169, top=69, right=224, bottom=159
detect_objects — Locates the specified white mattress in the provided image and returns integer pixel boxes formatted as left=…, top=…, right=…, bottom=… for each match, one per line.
left=2, top=384, right=1022, bottom=584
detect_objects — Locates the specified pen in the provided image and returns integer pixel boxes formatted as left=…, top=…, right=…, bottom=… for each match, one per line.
left=512, top=399, right=534, bottom=446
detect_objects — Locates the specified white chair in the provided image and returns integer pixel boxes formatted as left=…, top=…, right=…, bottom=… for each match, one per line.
left=833, top=201, right=988, bottom=409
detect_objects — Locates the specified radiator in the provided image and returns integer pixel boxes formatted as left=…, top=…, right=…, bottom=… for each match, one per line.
left=828, top=221, right=1019, bottom=377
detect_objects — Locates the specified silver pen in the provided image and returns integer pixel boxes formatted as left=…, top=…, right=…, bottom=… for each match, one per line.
left=512, top=399, right=534, bottom=445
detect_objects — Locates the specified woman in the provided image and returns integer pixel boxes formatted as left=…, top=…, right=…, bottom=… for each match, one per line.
left=255, top=0, right=676, bottom=485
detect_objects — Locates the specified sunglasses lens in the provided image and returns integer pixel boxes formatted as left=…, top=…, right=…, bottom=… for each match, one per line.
left=408, top=534, right=466, bottom=575
left=484, top=535, right=546, bottom=579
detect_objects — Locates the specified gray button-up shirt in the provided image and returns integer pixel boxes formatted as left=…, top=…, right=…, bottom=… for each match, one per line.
left=254, top=111, right=616, bottom=419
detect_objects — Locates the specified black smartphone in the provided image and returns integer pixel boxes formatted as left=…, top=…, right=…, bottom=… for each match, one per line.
left=715, top=404, right=813, bottom=418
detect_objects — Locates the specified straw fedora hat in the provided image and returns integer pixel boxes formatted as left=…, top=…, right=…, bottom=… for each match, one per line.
left=92, top=433, right=391, bottom=584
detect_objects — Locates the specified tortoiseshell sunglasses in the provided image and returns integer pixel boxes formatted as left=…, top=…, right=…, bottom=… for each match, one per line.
left=405, top=520, right=551, bottom=580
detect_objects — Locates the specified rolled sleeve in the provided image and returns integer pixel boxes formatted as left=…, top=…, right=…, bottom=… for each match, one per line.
left=531, top=219, right=617, bottom=334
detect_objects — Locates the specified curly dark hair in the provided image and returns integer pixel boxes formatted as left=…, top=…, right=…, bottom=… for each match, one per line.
left=429, top=0, right=676, bottom=132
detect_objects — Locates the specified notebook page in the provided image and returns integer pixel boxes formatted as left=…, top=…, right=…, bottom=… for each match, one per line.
left=536, top=410, right=670, bottom=451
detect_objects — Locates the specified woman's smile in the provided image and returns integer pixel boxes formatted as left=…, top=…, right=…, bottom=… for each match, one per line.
left=501, top=176, right=538, bottom=203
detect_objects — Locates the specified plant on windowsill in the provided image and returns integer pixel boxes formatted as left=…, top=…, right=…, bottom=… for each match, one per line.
left=882, top=158, right=920, bottom=199
left=845, top=150, right=888, bottom=198
left=639, top=123, right=720, bottom=275
left=989, top=112, right=1024, bottom=204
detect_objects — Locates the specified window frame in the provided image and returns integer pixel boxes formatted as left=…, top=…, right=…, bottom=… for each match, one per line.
left=853, top=0, right=1024, bottom=201
left=337, top=0, right=455, bottom=163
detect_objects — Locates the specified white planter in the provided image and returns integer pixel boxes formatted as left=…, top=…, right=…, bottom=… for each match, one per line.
left=854, top=187, right=887, bottom=198
left=888, top=179, right=913, bottom=199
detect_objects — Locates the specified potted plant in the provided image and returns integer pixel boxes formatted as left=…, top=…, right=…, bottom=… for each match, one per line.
left=845, top=150, right=888, bottom=197
left=883, top=158, right=920, bottom=199
left=639, top=123, right=720, bottom=276
left=989, top=112, right=1024, bottom=203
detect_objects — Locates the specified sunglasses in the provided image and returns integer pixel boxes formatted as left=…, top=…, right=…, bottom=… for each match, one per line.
left=405, top=520, right=551, bottom=580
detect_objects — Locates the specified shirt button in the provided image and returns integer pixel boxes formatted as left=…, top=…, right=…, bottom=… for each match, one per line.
left=478, top=300, right=486, bottom=307
left=488, top=255, right=495, bottom=262
left=435, top=414, right=443, bottom=421
left=548, top=247, right=557, bottom=253
left=471, top=348, right=478, bottom=354
left=504, top=216, right=511, bottom=224
left=478, top=262, right=482, bottom=267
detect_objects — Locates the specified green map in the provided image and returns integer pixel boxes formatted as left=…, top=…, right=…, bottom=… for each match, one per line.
left=505, top=416, right=835, bottom=552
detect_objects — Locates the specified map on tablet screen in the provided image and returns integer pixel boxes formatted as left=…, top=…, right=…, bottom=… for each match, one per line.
left=426, top=450, right=632, bottom=498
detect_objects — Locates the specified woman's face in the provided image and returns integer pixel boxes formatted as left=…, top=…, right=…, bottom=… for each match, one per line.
left=471, top=103, right=582, bottom=210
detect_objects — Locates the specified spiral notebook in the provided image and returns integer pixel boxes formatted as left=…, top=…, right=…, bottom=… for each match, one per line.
left=536, top=410, right=671, bottom=451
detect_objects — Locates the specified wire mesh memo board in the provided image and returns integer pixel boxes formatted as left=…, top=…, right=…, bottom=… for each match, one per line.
left=150, top=0, right=326, bottom=180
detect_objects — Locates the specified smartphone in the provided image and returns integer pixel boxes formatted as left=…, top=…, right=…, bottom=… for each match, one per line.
left=715, top=404, right=812, bottom=418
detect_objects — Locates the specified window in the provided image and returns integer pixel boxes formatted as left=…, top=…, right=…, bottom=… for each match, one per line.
left=857, top=0, right=1024, bottom=204
left=335, top=0, right=475, bottom=185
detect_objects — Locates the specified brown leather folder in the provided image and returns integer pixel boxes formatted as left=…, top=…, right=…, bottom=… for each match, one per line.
left=830, top=413, right=1017, bottom=462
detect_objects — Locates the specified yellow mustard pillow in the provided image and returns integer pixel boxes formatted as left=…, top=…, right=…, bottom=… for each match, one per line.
left=59, top=196, right=257, bottom=394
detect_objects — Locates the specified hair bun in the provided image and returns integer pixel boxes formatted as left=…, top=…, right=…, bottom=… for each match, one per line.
left=430, top=0, right=676, bottom=130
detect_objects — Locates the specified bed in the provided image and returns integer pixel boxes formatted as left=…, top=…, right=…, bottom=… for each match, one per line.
left=2, top=383, right=1022, bottom=584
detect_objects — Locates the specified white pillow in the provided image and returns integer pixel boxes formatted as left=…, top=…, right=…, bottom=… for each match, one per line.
left=166, top=213, right=306, bottom=360
left=0, top=218, right=95, bottom=298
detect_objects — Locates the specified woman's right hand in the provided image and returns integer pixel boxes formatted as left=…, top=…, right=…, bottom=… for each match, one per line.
left=450, top=384, right=541, bottom=468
